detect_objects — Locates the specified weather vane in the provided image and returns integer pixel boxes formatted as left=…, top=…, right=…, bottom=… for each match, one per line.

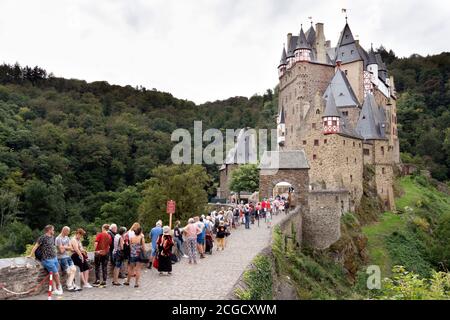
left=342, top=8, right=348, bottom=22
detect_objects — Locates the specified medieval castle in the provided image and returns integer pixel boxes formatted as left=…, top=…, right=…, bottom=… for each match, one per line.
left=218, top=20, right=400, bottom=249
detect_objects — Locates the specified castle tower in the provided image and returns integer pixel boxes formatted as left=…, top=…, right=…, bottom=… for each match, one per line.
left=294, top=26, right=312, bottom=62
left=278, top=46, right=287, bottom=78
left=367, top=45, right=379, bottom=87
left=322, top=94, right=340, bottom=134
left=277, top=106, right=286, bottom=147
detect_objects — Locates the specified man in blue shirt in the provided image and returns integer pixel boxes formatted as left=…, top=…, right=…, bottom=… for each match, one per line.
left=148, top=220, right=163, bottom=269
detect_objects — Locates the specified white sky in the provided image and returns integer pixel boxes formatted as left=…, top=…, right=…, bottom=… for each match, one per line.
left=0, top=0, right=448, bottom=104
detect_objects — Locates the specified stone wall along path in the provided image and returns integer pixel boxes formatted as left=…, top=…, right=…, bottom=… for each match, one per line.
left=24, top=211, right=292, bottom=300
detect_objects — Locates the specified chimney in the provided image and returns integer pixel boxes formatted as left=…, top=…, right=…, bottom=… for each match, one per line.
left=315, top=23, right=326, bottom=64
left=287, top=33, right=292, bottom=52
left=355, top=39, right=360, bottom=46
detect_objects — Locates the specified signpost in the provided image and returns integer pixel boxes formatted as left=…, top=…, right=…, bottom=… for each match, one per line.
left=167, top=200, right=176, bottom=229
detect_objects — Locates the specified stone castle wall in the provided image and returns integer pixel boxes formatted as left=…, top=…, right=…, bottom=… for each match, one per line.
left=340, top=61, right=364, bottom=103
left=217, top=164, right=238, bottom=199
left=303, top=190, right=349, bottom=249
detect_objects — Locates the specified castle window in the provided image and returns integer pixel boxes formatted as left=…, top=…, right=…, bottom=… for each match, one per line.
left=332, top=120, right=337, bottom=126
left=313, top=154, right=317, bottom=160
left=343, top=140, right=346, bottom=146
left=335, top=196, right=339, bottom=203
left=343, top=111, right=348, bottom=116
left=345, top=70, right=348, bottom=75
left=346, top=157, right=349, bottom=164
left=359, top=143, right=361, bottom=148
left=303, top=140, right=307, bottom=145
left=324, top=139, right=327, bottom=144
left=316, top=109, right=320, bottom=114
left=312, top=123, right=316, bottom=129
left=354, top=158, right=357, bottom=164
left=353, top=141, right=355, bottom=147
left=350, top=175, right=353, bottom=182
left=381, top=146, right=385, bottom=155
left=314, top=139, right=319, bottom=146
left=363, top=148, right=370, bottom=155
left=382, top=167, right=385, bottom=174
left=351, top=50, right=354, bottom=55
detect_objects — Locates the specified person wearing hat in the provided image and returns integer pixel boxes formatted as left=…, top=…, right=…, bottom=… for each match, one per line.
left=215, top=221, right=227, bottom=251
left=156, top=226, right=174, bottom=275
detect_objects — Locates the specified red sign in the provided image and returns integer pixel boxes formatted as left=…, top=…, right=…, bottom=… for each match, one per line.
left=167, top=200, right=176, bottom=214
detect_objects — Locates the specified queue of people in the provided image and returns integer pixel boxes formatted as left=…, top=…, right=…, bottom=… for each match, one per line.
left=27, top=197, right=287, bottom=296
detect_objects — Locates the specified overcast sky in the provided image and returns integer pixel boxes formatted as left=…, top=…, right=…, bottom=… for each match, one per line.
left=0, top=0, right=448, bottom=104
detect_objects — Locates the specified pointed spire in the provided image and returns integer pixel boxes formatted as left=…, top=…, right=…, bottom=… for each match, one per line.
left=296, top=26, right=311, bottom=50
left=306, top=25, right=316, bottom=46
left=279, top=106, right=286, bottom=124
left=279, top=45, right=287, bottom=67
left=323, top=92, right=340, bottom=117
left=368, top=44, right=377, bottom=65
left=337, top=22, right=355, bottom=47
left=356, top=93, right=384, bottom=140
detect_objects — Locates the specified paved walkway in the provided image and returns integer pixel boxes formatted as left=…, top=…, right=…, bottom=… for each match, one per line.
left=25, top=212, right=291, bottom=300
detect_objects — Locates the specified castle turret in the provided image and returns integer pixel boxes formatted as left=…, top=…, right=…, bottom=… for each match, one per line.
left=367, top=45, right=379, bottom=88
left=322, top=94, right=340, bottom=134
left=278, top=46, right=287, bottom=77
left=294, top=26, right=312, bottom=62
left=277, top=106, right=286, bottom=147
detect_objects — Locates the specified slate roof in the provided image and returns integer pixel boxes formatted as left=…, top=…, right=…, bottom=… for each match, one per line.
left=306, top=25, right=316, bottom=46
left=323, top=93, right=340, bottom=117
left=368, top=47, right=378, bottom=65
left=259, top=150, right=310, bottom=170
left=279, top=47, right=287, bottom=67
left=296, top=27, right=311, bottom=50
left=224, top=129, right=256, bottom=164
left=287, top=35, right=298, bottom=58
left=335, top=23, right=364, bottom=64
left=323, top=70, right=359, bottom=108
left=355, top=93, right=388, bottom=140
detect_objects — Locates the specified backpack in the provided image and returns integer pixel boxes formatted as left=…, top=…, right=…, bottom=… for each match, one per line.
left=34, top=246, right=43, bottom=261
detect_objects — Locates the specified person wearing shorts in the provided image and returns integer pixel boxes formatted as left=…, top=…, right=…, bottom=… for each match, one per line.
left=56, top=226, right=80, bottom=292
left=29, top=225, right=63, bottom=295
left=70, top=228, right=92, bottom=289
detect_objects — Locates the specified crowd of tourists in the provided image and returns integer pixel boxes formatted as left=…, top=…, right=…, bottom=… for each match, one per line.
left=27, top=196, right=289, bottom=296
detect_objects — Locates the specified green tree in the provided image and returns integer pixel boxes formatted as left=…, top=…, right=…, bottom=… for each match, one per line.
left=138, top=165, right=210, bottom=230
left=99, top=186, right=141, bottom=228
left=229, top=164, right=259, bottom=200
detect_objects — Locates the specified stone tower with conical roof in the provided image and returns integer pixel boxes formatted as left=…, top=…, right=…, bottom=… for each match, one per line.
left=276, top=19, right=400, bottom=211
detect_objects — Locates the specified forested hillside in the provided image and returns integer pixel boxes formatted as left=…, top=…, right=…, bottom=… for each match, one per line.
left=382, top=50, right=450, bottom=181
left=0, top=49, right=449, bottom=258
left=0, top=63, right=277, bottom=257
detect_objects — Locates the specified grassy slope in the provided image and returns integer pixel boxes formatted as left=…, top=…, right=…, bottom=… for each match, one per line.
left=362, top=176, right=450, bottom=277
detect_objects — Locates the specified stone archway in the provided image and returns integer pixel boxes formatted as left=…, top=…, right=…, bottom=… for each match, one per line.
left=259, top=169, right=309, bottom=209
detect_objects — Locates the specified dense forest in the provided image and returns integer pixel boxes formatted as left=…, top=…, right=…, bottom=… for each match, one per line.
left=0, top=63, right=277, bottom=257
left=0, top=49, right=449, bottom=258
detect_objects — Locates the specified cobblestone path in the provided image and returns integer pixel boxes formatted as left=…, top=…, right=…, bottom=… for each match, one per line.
left=26, top=212, right=291, bottom=300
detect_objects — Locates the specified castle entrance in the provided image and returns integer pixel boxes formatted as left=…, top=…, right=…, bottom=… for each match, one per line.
left=272, top=181, right=294, bottom=204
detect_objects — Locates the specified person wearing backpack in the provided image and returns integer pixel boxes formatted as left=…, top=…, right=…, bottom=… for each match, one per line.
left=28, top=225, right=63, bottom=295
